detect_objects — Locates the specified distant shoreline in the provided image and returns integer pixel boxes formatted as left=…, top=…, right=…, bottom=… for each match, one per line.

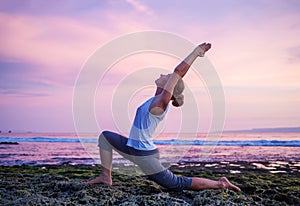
left=224, top=126, right=300, bottom=133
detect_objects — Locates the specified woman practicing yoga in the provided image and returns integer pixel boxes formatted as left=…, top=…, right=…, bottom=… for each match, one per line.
left=87, top=43, right=241, bottom=192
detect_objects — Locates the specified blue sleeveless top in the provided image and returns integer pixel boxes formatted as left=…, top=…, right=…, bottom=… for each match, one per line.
left=126, top=97, right=169, bottom=150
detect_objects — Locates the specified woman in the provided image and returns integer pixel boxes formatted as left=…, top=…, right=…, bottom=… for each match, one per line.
left=87, top=43, right=241, bottom=192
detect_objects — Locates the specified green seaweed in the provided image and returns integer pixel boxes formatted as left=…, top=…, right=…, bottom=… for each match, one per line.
left=0, top=161, right=299, bottom=205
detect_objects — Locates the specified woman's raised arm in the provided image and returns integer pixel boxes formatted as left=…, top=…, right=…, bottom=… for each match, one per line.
left=174, top=42, right=211, bottom=78
left=149, top=43, right=211, bottom=115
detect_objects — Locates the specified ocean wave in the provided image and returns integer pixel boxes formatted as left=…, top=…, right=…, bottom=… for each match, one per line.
left=155, top=139, right=300, bottom=146
left=0, top=137, right=300, bottom=146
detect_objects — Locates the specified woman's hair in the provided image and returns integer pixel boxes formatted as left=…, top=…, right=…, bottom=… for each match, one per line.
left=171, top=78, right=185, bottom=107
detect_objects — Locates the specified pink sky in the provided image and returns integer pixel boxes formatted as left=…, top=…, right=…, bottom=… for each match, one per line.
left=0, top=0, right=300, bottom=133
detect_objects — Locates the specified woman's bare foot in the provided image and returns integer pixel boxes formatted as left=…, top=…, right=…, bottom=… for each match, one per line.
left=85, top=175, right=112, bottom=186
left=219, top=177, right=241, bottom=192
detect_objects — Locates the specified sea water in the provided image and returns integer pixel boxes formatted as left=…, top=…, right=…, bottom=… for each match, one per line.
left=0, top=132, right=299, bottom=165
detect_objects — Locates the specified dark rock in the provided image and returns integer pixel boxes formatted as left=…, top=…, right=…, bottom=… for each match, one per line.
left=0, top=142, right=19, bottom=145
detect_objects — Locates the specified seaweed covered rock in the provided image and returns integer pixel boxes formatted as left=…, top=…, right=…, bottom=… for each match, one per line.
left=0, top=163, right=299, bottom=206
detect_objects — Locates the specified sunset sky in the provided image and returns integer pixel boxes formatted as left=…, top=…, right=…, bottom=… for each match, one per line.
left=0, top=0, right=299, bottom=133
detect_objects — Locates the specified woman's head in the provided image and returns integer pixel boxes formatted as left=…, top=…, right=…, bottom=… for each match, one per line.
left=155, top=73, right=185, bottom=107
left=171, top=77, right=184, bottom=107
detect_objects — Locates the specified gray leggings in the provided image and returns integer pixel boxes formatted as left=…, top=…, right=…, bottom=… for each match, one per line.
left=98, top=131, right=192, bottom=191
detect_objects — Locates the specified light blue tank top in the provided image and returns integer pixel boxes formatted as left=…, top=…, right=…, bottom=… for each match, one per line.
left=126, top=97, right=169, bottom=150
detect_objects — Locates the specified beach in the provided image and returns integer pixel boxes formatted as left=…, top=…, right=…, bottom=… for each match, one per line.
left=0, top=132, right=300, bottom=205
left=1, top=161, right=299, bottom=205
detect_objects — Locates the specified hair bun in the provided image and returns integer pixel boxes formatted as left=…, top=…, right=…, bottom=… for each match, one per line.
left=172, top=94, right=184, bottom=107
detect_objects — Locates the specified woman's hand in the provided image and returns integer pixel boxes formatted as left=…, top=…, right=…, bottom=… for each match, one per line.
left=194, top=42, right=212, bottom=57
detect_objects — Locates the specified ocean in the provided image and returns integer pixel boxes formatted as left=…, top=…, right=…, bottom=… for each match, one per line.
left=0, top=132, right=299, bottom=166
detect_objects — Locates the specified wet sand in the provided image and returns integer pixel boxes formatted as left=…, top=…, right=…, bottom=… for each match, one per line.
left=1, top=161, right=299, bottom=205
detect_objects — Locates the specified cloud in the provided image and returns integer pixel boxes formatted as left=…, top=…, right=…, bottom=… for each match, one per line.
left=0, top=7, right=154, bottom=92
left=0, top=2, right=158, bottom=101
left=0, top=12, right=101, bottom=68
left=187, top=11, right=300, bottom=88
left=0, top=0, right=109, bottom=17
left=0, top=61, right=53, bottom=97
left=0, top=89, right=50, bottom=97
left=0, top=0, right=299, bottom=131
left=126, top=0, right=153, bottom=15
left=0, top=6, right=154, bottom=67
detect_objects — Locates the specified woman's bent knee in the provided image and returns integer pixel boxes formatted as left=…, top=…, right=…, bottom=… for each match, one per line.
left=98, top=131, right=112, bottom=151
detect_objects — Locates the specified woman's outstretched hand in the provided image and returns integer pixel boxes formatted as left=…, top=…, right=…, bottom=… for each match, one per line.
left=194, top=42, right=212, bottom=57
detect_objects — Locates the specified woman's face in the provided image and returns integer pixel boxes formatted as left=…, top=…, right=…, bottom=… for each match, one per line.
left=155, top=74, right=170, bottom=87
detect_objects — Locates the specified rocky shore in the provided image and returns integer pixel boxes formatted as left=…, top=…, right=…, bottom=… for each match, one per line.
left=1, top=161, right=299, bottom=205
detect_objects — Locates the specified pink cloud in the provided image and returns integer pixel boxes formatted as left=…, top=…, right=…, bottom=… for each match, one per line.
left=0, top=9, right=158, bottom=131
left=126, top=0, right=154, bottom=15
left=194, top=12, right=300, bottom=88
left=0, top=9, right=154, bottom=91
left=172, top=11, right=300, bottom=129
left=0, top=10, right=153, bottom=71
left=1, top=1, right=299, bottom=132
left=0, top=13, right=101, bottom=68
